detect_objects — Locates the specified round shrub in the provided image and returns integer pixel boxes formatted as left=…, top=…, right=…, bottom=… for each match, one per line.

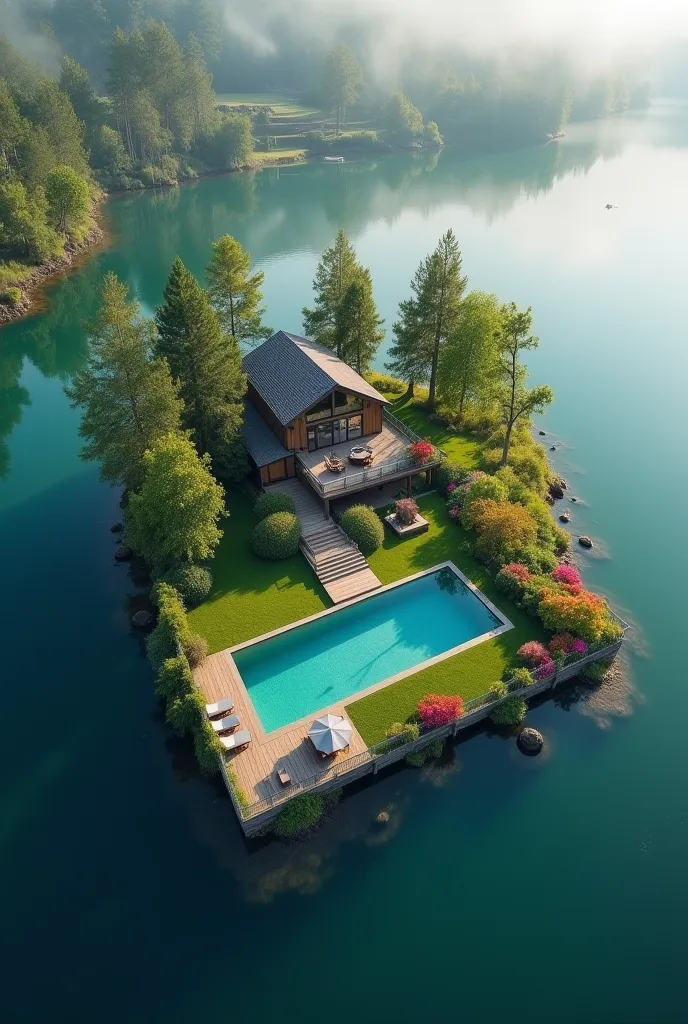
left=251, top=511, right=300, bottom=559
left=551, top=564, right=582, bottom=589
left=386, top=721, right=420, bottom=747
left=520, top=544, right=558, bottom=574
left=417, top=693, right=463, bottom=729
left=488, top=680, right=508, bottom=701
left=273, top=793, right=325, bottom=838
left=185, top=633, right=208, bottom=668
left=496, top=563, right=531, bottom=600
left=510, top=667, right=534, bottom=690
left=436, top=461, right=470, bottom=493
left=395, top=497, right=418, bottom=525
left=162, top=564, right=213, bottom=607
left=406, top=749, right=428, bottom=767
left=193, top=719, right=224, bottom=775
left=339, top=504, right=384, bottom=555
left=490, top=696, right=528, bottom=726
left=0, top=287, right=22, bottom=306
left=254, top=490, right=296, bottom=521
left=517, top=640, right=550, bottom=667
left=463, top=474, right=508, bottom=509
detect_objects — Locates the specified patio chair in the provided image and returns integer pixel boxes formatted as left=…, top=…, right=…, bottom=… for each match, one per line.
left=205, top=697, right=234, bottom=719
left=277, top=766, right=292, bottom=786
left=219, top=729, right=251, bottom=751
left=210, top=713, right=240, bottom=734
left=324, top=453, right=345, bottom=473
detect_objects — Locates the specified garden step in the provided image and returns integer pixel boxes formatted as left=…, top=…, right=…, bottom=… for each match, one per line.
left=318, top=563, right=370, bottom=583
left=315, top=551, right=365, bottom=570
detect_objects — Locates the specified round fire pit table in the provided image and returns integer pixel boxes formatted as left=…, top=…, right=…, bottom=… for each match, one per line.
left=348, top=445, right=373, bottom=465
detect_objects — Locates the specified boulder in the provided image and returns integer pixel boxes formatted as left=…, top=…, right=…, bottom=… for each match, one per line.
left=539, top=430, right=546, bottom=436
left=549, top=482, right=565, bottom=500
left=571, top=496, right=578, bottom=503
left=518, top=727, right=544, bottom=755
left=110, top=522, right=123, bottom=533
left=560, top=479, right=568, bottom=489
left=550, top=445, right=557, bottom=451
left=376, top=810, right=390, bottom=825
left=559, top=512, right=571, bottom=523
left=578, top=535, right=593, bottom=548
left=114, top=544, right=133, bottom=561
left=132, top=609, right=154, bottom=628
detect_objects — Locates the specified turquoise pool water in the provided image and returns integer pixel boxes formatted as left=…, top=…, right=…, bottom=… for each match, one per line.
left=233, top=567, right=504, bottom=732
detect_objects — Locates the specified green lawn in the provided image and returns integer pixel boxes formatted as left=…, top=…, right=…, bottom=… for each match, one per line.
left=215, top=93, right=321, bottom=117
left=187, top=490, right=328, bottom=654
left=344, top=494, right=547, bottom=744
left=250, top=149, right=308, bottom=164
left=385, top=392, right=483, bottom=469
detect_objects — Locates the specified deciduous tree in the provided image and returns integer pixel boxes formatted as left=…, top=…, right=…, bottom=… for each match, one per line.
left=206, top=234, right=271, bottom=348
left=125, top=431, right=226, bottom=568
left=65, top=273, right=183, bottom=490
left=45, top=164, right=90, bottom=234
left=437, top=290, right=501, bottom=421
left=495, top=302, right=553, bottom=465
left=320, top=46, right=363, bottom=135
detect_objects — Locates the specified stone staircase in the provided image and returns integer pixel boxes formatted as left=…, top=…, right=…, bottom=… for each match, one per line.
left=264, top=478, right=382, bottom=603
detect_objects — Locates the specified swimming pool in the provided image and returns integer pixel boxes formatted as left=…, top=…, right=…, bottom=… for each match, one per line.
left=231, top=564, right=512, bottom=733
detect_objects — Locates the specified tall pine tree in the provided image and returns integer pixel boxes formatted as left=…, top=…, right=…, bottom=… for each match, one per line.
left=206, top=234, right=271, bottom=348
left=302, top=229, right=363, bottom=351
left=155, top=257, right=247, bottom=481
left=386, top=229, right=466, bottom=409
left=334, top=271, right=384, bottom=374
left=65, top=273, right=183, bottom=491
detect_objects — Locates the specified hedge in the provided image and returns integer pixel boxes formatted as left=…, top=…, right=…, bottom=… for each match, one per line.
left=254, top=490, right=296, bottom=521
left=251, top=511, right=301, bottom=559
left=339, top=504, right=384, bottom=554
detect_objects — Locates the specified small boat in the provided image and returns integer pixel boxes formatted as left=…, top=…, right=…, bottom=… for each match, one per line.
left=546, top=131, right=566, bottom=141
left=323, top=155, right=344, bottom=163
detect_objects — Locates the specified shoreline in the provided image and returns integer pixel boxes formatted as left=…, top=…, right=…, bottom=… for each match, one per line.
left=0, top=155, right=309, bottom=330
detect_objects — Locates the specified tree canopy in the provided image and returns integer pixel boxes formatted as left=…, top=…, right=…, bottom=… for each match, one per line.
left=437, top=290, right=502, bottom=421
left=495, top=302, right=554, bottom=465
left=206, top=235, right=271, bottom=348
left=302, top=229, right=364, bottom=352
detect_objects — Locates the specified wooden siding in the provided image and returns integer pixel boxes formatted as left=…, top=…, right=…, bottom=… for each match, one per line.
left=286, top=415, right=307, bottom=451
left=363, top=399, right=382, bottom=435
left=258, top=455, right=295, bottom=486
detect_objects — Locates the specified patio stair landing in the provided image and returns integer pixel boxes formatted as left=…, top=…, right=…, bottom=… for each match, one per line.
left=264, top=479, right=381, bottom=603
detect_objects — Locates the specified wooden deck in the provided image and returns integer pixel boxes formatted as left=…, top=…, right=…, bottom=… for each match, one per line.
left=195, top=650, right=371, bottom=809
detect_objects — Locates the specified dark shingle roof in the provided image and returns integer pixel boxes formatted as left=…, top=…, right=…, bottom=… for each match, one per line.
left=242, top=330, right=388, bottom=426
left=241, top=400, right=292, bottom=468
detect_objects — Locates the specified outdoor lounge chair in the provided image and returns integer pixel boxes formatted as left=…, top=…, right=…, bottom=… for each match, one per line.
left=205, top=697, right=234, bottom=719
left=277, top=766, right=292, bottom=786
left=219, top=729, right=251, bottom=751
left=324, top=453, right=345, bottom=473
left=210, top=713, right=240, bottom=734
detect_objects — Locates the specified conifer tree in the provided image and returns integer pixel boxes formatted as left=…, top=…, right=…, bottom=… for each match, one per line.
left=65, top=273, right=183, bottom=491
left=155, top=257, right=247, bottom=480
left=495, top=302, right=553, bottom=465
left=302, top=229, right=363, bottom=350
left=206, top=235, right=271, bottom=348
left=333, top=271, right=384, bottom=374
left=386, top=229, right=467, bottom=409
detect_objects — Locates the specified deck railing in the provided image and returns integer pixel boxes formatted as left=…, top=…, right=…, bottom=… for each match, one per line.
left=226, top=633, right=627, bottom=823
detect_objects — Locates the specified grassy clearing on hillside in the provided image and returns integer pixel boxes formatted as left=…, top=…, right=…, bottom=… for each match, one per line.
left=383, top=391, right=483, bottom=469
left=345, top=494, right=547, bottom=745
left=215, top=93, right=321, bottom=117
left=187, top=490, right=328, bottom=654
left=250, top=149, right=308, bottom=164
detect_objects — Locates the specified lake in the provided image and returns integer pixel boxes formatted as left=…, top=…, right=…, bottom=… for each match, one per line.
left=1, top=102, right=687, bottom=1022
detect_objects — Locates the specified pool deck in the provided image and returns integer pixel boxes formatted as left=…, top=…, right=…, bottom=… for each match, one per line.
left=194, top=651, right=371, bottom=807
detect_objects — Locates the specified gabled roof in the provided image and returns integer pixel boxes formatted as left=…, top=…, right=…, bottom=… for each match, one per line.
left=242, top=330, right=388, bottom=426
left=241, top=400, right=291, bottom=468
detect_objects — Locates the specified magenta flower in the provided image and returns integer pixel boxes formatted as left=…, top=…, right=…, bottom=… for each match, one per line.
left=534, top=659, right=556, bottom=680
left=518, top=641, right=551, bottom=667
left=552, top=564, right=582, bottom=588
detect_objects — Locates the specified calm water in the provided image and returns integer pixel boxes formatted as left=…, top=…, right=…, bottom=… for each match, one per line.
left=235, top=568, right=501, bottom=731
left=2, top=102, right=688, bottom=1023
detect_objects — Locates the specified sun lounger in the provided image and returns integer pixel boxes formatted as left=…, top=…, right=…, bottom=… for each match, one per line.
left=210, top=713, right=240, bottom=734
left=219, top=729, right=251, bottom=751
left=205, top=697, right=234, bottom=718
left=277, top=767, right=291, bottom=786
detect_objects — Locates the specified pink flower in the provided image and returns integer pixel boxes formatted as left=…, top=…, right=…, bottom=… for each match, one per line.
left=417, top=693, right=463, bottom=729
left=534, top=659, right=556, bottom=680
left=446, top=482, right=457, bottom=493
left=518, top=641, right=551, bottom=667
left=448, top=506, right=462, bottom=521
left=571, top=639, right=588, bottom=655
left=504, top=563, right=531, bottom=582
left=552, top=564, right=582, bottom=588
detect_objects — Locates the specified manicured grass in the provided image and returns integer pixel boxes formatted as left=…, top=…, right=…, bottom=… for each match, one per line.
left=187, top=490, right=328, bottom=654
left=215, top=93, right=321, bottom=117
left=345, top=493, right=547, bottom=745
left=386, top=392, right=483, bottom=469
left=250, top=149, right=308, bottom=164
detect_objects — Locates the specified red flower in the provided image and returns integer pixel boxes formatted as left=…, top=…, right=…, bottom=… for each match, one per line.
left=408, top=440, right=435, bottom=465
left=417, top=693, right=463, bottom=729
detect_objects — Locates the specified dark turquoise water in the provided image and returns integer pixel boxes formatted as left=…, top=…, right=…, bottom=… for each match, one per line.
left=1, top=103, right=687, bottom=1022
left=235, top=567, right=501, bottom=731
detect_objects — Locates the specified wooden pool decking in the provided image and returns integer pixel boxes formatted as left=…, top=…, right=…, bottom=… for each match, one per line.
left=194, top=650, right=370, bottom=808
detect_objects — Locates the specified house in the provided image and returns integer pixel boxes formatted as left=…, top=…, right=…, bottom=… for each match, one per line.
left=241, top=330, right=441, bottom=513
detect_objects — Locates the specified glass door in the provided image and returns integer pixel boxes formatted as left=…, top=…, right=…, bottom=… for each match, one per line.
left=307, top=428, right=316, bottom=452
left=332, top=418, right=347, bottom=445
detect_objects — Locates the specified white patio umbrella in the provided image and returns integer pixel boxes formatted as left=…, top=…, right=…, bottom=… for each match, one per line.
left=308, top=714, right=353, bottom=754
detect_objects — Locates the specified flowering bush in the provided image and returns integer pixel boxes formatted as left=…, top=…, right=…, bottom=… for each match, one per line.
left=495, top=563, right=532, bottom=600
left=446, top=482, right=457, bottom=493
left=534, top=659, right=556, bottom=680
left=448, top=505, right=462, bottom=522
left=538, top=591, right=610, bottom=644
left=395, top=497, right=418, bottom=526
left=552, top=564, right=582, bottom=588
left=407, top=440, right=435, bottom=465
left=417, top=693, right=463, bottom=729
left=549, top=632, right=577, bottom=655
left=517, top=641, right=551, bottom=667
left=571, top=638, right=589, bottom=655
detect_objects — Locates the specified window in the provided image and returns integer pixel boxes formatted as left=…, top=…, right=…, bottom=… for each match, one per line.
left=347, top=415, right=362, bottom=440
left=305, top=395, right=334, bottom=423
left=316, top=421, right=333, bottom=448
left=334, top=390, right=363, bottom=415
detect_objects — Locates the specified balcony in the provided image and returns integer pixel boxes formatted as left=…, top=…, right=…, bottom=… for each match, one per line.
left=296, top=410, right=442, bottom=499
